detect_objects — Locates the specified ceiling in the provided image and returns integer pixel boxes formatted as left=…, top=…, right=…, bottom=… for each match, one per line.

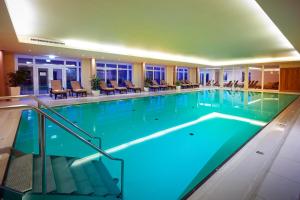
left=1, top=0, right=300, bottom=66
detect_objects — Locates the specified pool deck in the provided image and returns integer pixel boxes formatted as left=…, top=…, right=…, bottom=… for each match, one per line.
left=188, top=94, right=300, bottom=200
left=0, top=87, right=300, bottom=199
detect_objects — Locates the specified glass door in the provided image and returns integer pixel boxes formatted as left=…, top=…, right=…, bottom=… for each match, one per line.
left=18, top=66, right=34, bottom=94
left=38, top=68, right=49, bottom=94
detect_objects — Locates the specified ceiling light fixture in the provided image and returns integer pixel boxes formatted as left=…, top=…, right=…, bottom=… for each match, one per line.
left=4, top=0, right=300, bottom=66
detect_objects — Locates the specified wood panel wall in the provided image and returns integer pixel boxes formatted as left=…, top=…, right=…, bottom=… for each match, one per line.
left=280, top=67, right=300, bottom=92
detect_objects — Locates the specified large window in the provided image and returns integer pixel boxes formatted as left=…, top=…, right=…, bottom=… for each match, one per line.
left=177, top=67, right=189, bottom=80
left=145, top=65, right=165, bottom=84
left=16, top=55, right=80, bottom=95
left=96, top=62, right=132, bottom=86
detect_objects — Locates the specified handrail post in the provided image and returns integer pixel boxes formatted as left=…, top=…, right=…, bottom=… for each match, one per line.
left=38, top=101, right=47, bottom=194
left=41, top=115, right=47, bottom=194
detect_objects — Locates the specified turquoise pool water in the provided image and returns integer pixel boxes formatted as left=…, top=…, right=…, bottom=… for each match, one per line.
left=15, top=90, right=298, bottom=199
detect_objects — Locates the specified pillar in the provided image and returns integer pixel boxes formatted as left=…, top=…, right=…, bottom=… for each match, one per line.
left=166, top=65, right=175, bottom=85
left=174, top=66, right=177, bottom=83
left=261, top=65, right=265, bottom=90
left=133, top=62, right=143, bottom=88
left=3, top=52, right=16, bottom=95
left=189, top=67, right=197, bottom=83
left=219, top=67, right=224, bottom=88
left=0, top=51, right=5, bottom=96
left=244, top=66, right=249, bottom=90
left=81, top=58, right=96, bottom=93
left=196, top=67, right=200, bottom=84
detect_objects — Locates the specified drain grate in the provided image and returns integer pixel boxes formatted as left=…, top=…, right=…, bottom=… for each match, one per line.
left=256, top=151, right=264, bottom=155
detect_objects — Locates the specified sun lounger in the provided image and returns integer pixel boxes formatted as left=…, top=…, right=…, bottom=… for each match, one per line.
left=70, top=81, right=87, bottom=97
left=110, top=80, right=128, bottom=93
left=99, top=81, right=115, bottom=95
left=124, top=80, right=141, bottom=93
left=50, top=80, right=68, bottom=99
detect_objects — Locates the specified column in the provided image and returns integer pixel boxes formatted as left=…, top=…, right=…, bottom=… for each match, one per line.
left=244, top=66, right=249, bottom=90
left=174, top=66, right=177, bottom=83
left=261, top=65, right=264, bottom=90
left=133, top=62, right=143, bottom=88
left=166, top=65, right=175, bottom=85
left=81, top=58, right=96, bottom=93
left=3, top=52, right=16, bottom=95
left=189, top=67, right=197, bottom=83
left=196, top=67, right=200, bottom=84
left=0, top=51, right=5, bottom=96
left=219, top=67, right=224, bottom=88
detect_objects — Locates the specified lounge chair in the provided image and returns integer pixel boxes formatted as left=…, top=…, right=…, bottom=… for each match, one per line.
left=70, top=81, right=87, bottom=97
left=50, top=80, right=68, bottom=99
left=179, top=80, right=190, bottom=88
left=224, top=81, right=232, bottom=87
left=110, top=80, right=128, bottom=93
left=152, top=80, right=168, bottom=90
left=124, top=80, right=141, bottom=93
left=233, top=80, right=239, bottom=88
left=249, top=80, right=259, bottom=89
left=206, top=80, right=211, bottom=86
left=213, top=81, right=220, bottom=87
left=264, top=82, right=279, bottom=90
left=161, top=80, right=176, bottom=90
left=99, top=81, right=115, bottom=95
left=185, top=80, right=199, bottom=88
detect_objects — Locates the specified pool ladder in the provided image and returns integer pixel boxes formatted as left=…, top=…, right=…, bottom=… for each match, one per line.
left=0, top=95, right=124, bottom=200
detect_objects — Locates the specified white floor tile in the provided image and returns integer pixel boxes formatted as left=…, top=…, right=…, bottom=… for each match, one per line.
left=270, top=157, right=300, bottom=184
left=257, top=172, right=300, bottom=200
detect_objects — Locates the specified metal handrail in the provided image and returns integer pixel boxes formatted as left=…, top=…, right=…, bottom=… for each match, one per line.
left=0, top=95, right=102, bottom=148
left=0, top=104, right=124, bottom=198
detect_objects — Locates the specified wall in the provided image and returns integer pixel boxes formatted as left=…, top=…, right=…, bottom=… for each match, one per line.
left=0, top=51, right=5, bottom=96
left=133, top=62, right=143, bottom=87
left=166, top=65, right=174, bottom=85
left=280, top=67, right=300, bottom=92
left=2, top=52, right=15, bottom=95
left=81, top=58, right=96, bottom=93
left=189, top=67, right=197, bottom=83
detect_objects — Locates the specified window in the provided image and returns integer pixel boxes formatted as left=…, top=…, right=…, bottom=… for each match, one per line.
left=224, top=72, right=228, bottom=81
left=145, top=65, right=165, bottom=83
left=177, top=67, right=189, bottom=80
left=16, top=55, right=80, bottom=95
left=96, top=62, right=132, bottom=86
left=66, top=68, right=77, bottom=89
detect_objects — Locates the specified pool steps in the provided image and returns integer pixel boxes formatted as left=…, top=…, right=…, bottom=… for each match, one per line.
left=3, top=153, right=121, bottom=200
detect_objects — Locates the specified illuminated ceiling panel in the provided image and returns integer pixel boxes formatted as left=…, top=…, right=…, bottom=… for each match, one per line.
left=4, top=0, right=300, bottom=66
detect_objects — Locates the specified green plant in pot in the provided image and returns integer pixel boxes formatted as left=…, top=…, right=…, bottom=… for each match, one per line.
left=144, top=78, right=152, bottom=92
left=175, top=80, right=181, bottom=90
left=7, top=70, right=28, bottom=97
left=90, top=76, right=100, bottom=96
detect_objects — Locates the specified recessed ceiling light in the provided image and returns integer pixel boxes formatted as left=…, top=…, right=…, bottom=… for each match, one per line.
left=48, top=55, right=56, bottom=59
left=46, top=59, right=51, bottom=62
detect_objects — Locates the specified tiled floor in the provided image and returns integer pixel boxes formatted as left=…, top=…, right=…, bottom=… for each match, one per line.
left=188, top=97, right=300, bottom=200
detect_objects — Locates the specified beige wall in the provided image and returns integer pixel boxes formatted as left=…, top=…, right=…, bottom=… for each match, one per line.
left=189, top=67, right=197, bottom=83
left=133, top=62, right=143, bottom=87
left=165, top=65, right=175, bottom=85
left=0, top=51, right=5, bottom=96
left=81, top=58, right=96, bottom=93
left=3, top=52, right=15, bottom=96
left=279, top=62, right=300, bottom=68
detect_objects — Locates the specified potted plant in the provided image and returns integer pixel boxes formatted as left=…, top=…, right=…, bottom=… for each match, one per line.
left=175, top=81, right=181, bottom=91
left=90, top=76, right=100, bottom=96
left=7, top=70, right=27, bottom=97
left=144, top=78, right=151, bottom=92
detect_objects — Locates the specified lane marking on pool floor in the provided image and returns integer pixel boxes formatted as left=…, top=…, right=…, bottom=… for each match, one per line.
left=72, top=112, right=267, bottom=166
